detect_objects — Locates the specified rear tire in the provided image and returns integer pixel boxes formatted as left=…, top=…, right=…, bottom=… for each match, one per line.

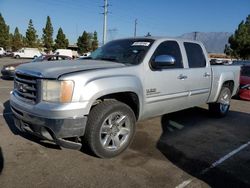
left=209, top=87, right=231, bottom=117
left=15, top=55, right=20, bottom=59
left=33, top=55, right=38, bottom=59
left=84, top=100, right=136, bottom=158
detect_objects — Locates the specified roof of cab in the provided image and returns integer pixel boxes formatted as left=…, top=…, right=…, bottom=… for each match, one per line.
left=112, top=36, right=203, bottom=45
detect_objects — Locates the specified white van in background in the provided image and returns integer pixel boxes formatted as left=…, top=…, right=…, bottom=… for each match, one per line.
left=0, top=47, right=6, bottom=57
left=54, top=49, right=73, bottom=58
left=13, top=48, right=41, bottom=59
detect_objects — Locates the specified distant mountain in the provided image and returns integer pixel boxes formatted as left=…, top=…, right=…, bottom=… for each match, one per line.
left=179, top=32, right=232, bottom=53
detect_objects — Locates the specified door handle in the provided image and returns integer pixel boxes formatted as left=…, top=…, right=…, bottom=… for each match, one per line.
left=204, top=72, right=211, bottom=77
left=178, top=74, right=188, bottom=80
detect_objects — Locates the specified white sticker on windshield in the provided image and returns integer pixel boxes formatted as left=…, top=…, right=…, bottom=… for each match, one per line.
left=132, top=42, right=150, bottom=46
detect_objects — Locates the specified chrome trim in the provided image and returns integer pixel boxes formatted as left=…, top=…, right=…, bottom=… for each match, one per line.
left=146, top=91, right=189, bottom=103
left=15, top=69, right=44, bottom=78
left=189, top=88, right=210, bottom=96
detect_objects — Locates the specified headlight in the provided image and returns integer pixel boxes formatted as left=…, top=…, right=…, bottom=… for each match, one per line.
left=42, top=80, right=74, bottom=103
left=5, top=66, right=15, bottom=71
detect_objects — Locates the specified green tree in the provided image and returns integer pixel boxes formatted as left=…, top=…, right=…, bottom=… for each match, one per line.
left=0, top=13, right=10, bottom=49
left=42, top=16, right=54, bottom=52
left=77, top=31, right=91, bottom=54
left=91, top=31, right=98, bottom=51
left=25, top=19, right=38, bottom=47
left=11, top=27, right=23, bottom=51
left=54, top=27, right=69, bottom=49
left=226, top=15, right=250, bottom=59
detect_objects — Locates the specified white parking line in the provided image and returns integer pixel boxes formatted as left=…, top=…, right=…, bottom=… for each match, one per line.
left=201, top=141, right=250, bottom=174
left=176, top=141, right=250, bottom=188
left=175, top=179, right=193, bottom=188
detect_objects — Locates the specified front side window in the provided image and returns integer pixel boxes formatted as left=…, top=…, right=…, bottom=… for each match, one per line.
left=184, top=42, right=206, bottom=68
left=151, top=41, right=183, bottom=69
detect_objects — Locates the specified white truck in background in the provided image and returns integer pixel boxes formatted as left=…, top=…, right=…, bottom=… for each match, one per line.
left=54, top=49, right=73, bottom=58
left=13, top=48, right=41, bottom=59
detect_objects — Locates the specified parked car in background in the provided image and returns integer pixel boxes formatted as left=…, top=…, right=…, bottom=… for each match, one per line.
left=1, top=54, right=72, bottom=79
left=210, top=58, right=233, bottom=65
left=5, top=50, right=13, bottom=57
left=239, top=65, right=250, bottom=101
left=0, top=47, right=6, bottom=57
left=13, top=48, right=41, bottom=59
left=232, top=60, right=250, bottom=66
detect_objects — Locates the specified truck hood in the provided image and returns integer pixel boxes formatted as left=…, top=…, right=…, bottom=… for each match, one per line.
left=15, top=59, right=126, bottom=78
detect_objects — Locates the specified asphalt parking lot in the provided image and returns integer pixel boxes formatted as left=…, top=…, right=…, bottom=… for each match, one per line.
left=0, top=57, right=250, bottom=188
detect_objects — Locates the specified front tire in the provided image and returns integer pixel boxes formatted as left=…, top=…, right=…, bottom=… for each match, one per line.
left=209, top=87, right=231, bottom=117
left=84, top=100, right=136, bottom=158
left=15, top=55, right=20, bottom=59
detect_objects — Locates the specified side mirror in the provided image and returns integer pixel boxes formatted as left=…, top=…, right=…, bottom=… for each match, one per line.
left=152, top=55, right=176, bottom=69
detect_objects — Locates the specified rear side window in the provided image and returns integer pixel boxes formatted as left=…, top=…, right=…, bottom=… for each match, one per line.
left=184, top=42, right=206, bottom=68
left=151, top=41, right=183, bottom=69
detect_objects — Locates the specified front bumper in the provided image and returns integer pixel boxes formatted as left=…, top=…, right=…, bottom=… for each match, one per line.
left=10, top=95, right=88, bottom=150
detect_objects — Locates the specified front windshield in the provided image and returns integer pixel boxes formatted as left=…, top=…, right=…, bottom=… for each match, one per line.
left=89, top=39, right=154, bottom=65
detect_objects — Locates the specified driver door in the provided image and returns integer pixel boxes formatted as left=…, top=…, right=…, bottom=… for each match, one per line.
left=143, top=40, right=189, bottom=119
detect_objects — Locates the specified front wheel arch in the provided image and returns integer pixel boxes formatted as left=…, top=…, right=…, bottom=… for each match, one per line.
left=91, top=92, right=140, bottom=120
left=83, top=100, right=136, bottom=158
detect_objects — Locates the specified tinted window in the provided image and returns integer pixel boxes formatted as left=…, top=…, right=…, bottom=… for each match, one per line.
left=151, top=41, right=183, bottom=69
left=184, top=42, right=206, bottom=68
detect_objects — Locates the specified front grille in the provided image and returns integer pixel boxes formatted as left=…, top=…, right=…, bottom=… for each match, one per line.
left=14, top=72, right=38, bottom=104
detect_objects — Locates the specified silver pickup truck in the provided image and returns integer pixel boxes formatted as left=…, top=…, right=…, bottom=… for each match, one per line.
left=10, top=37, right=240, bottom=158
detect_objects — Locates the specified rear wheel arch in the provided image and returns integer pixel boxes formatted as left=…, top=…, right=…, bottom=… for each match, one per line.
left=222, top=80, right=234, bottom=94
left=209, top=86, right=232, bottom=117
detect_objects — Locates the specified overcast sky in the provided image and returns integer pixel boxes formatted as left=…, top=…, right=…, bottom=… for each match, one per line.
left=0, top=0, right=249, bottom=44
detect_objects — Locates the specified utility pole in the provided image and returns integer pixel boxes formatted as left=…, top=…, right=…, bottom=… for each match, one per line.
left=102, top=0, right=109, bottom=45
left=194, top=31, right=198, bottom=40
left=134, top=19, right=137, bottom=37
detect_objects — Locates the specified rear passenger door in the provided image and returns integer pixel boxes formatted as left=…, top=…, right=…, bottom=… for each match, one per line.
left=183, top=42, right=211, bottom=107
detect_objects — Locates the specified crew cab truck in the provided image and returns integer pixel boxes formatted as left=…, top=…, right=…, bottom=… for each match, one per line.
left=10, top=37, right=240, bottom=158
